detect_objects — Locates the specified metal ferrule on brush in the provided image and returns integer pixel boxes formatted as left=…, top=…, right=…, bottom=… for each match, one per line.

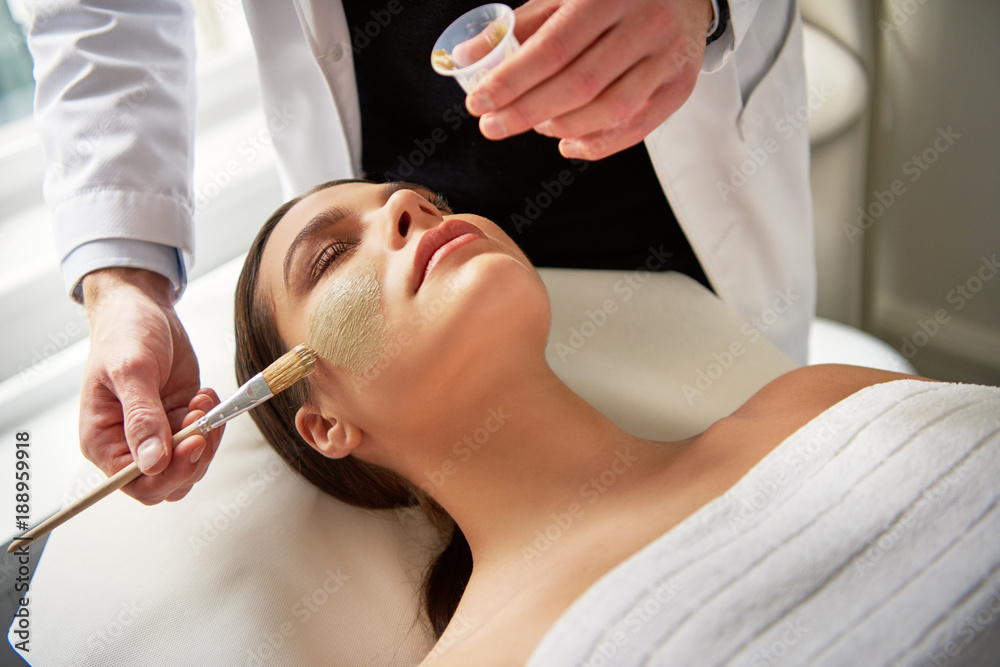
left=194, top=373, right=274, bottom=434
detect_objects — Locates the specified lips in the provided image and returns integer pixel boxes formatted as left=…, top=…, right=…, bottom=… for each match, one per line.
left=412, top=219, right=487, bottom=293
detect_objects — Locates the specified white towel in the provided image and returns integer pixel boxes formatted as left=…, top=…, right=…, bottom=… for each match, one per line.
left=526, top=379, right=1000, bottom=667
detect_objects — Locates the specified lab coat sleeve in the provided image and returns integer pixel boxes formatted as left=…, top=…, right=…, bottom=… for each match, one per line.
left=702, top=0, right=761, bottom=73
left=25, top=0, right=197, bottom=303
left=62, top=238, right=185, bottom=303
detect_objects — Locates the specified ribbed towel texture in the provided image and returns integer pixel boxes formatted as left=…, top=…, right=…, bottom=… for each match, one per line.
left=527, top=379, right=1000, bottom=667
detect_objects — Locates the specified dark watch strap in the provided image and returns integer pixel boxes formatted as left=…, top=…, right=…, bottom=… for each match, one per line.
left=707, top=0, right=731, bottom=44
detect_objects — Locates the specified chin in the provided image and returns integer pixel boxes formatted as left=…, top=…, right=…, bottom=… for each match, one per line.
left=362, top=247, right=549, bottom=420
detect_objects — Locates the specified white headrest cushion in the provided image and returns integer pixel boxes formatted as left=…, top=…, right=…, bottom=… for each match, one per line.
left=14, top=258, right=793, bottom=665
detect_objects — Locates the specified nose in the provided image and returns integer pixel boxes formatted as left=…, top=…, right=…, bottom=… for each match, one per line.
left=381, top=188, right=442, bottom=249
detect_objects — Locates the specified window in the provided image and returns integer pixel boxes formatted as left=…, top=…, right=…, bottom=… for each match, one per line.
left=0, top=0, right=33, bottom=124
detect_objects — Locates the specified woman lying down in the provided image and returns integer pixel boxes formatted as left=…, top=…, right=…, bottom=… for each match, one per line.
left=234, top=179, right=1000, bottom=666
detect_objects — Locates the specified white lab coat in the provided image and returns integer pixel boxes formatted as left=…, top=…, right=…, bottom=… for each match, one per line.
left=27, top=0, right=814, bottom=364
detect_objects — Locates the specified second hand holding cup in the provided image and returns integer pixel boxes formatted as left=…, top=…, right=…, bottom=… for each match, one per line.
left=431, top=3, right=519, bottom=93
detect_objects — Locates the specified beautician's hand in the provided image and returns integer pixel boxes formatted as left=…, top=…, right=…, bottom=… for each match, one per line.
left=80, top=268, right=223, bottom=504
left=466, top=0, right=715, bottom=160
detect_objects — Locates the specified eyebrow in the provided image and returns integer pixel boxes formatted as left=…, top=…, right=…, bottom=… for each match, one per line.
left=281, top=181, right=419, bottom=297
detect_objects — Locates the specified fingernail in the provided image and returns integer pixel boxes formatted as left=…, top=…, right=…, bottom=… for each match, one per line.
left=560, top=140, right=581, bottom=159
left=137, top=437, right=164, bottom=473
left=468, top=90, right=495, bottom=114
left=535, top=121, right=554, bottom=137
left=480, top=113, right=506, bottom=139
left=189, top=443, right=206, bottom=465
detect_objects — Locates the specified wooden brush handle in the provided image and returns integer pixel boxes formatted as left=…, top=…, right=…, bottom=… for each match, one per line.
left=6, top=420, right=203, bottom=553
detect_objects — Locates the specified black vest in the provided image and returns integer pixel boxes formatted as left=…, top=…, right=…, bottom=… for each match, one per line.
left=343, top=0, right=710, bottom=288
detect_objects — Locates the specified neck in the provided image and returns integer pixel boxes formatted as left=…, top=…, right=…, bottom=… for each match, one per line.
left=372, top=360, right=685, bottom=575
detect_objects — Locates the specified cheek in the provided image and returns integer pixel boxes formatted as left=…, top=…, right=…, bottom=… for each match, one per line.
left=306, top=261, right=389, bottom=376
left=333, top=253, right=549, bottom=427
left=464, top=214, right=533, bottom=270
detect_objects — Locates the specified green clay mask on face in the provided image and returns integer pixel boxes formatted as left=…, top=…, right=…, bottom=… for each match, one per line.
left=306, top=260, right=387, bottom=375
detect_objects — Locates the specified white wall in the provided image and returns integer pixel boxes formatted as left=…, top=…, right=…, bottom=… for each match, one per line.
left=801, top=0, right=877, bottom=327
left=865, top=0, right=1000, bottom=384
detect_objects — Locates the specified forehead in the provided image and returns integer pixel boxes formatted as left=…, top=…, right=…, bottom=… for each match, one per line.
left=264, top=182, right=371, bottom=266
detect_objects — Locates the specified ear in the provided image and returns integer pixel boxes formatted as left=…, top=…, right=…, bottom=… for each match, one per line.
left=294, top=402, right=363, bottom=459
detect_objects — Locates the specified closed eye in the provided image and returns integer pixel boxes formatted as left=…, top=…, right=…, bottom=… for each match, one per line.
left=428, top=191, right=452, bottom=214
left=303, top=183, right=449, bottom=286
left=310, top=239, right=358, bottom=282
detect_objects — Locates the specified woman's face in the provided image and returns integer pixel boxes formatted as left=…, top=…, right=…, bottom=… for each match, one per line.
left=258, top=181, right=549, bottom=447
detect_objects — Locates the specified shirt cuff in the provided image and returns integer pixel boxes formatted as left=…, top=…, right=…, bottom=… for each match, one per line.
left=63, top=239, right=187, bottom=304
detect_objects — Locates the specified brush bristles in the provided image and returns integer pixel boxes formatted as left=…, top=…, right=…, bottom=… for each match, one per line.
left=261, top=344, right=317, bottom=394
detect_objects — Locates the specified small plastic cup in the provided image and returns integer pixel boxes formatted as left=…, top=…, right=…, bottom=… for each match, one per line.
left=431, top=3, right=519, bottom=93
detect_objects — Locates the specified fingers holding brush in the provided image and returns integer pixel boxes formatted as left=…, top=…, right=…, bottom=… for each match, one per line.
left=165, top=389, right=225, bottom=502
left=4, top=348, right=315, bottom=552
left=125, top=388, right=226, bottom=505
left=180, top=389, right=224, bottom=468
left=79, top=267, right=203, bottom=504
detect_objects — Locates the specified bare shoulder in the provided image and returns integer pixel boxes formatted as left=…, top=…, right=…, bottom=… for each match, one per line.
left=711, top=364, right=937, bottom=454
left=740, top=364, right=936, bottom=418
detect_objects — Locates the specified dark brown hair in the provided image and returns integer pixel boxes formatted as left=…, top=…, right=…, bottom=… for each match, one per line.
left=233, top=178, right=471, bottom=638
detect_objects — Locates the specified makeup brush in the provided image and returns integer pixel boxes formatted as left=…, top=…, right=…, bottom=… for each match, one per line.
left=6, top=344, right=317, bottom=554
